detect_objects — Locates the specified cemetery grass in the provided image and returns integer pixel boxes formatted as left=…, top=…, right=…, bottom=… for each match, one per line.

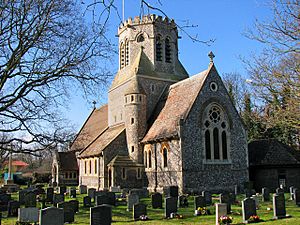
left=2, top=192, right=300, bottom=225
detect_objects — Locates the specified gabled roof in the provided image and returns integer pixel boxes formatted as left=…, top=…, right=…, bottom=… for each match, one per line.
left=107, top=155, right=144, bottom=167
left=110, top=47, right=188, bottom=90
left=248, top=139, right=300, bottom=166
left=142, top=64, right=213, bottom=142
left=78, top=124, right=125, bottom=158
left=56, top=151, right=78, bottom=171
left=70, top=104, right=108, bottom=152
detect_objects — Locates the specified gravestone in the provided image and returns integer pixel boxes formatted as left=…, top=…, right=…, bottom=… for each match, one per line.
left=110, top=186, right=121, bottom=193
left=215, top=203, right=227, bottom=225
left=18, top=189, right=27, bottom=205
left=165, top=197, right=177, bottom=218
left=133, top=203, right=147, bottom=220
left=46, top=187, right=54, bottom=203
left=53, top=193, right=64, bottom=206
left=83, top=196, right=92, bottom=207
left=24, top=191, right=36, bottom=208
left=294, top=188, right=300, bottom=206
left=90, top=204, right=112, bottom=225
left=164, top=186, right=179, bottom=198
left=18, top=207, right=39, bottom=223
left=57, top=201, right=75, bottom=223
left=59, top=186, right=66, bottom=195
left=194, top=195, right=206, bottom=210
left=276, top=188, right=284, bottom=195
left=129, top=189, right=148, bottom=198
left=0, top=193, right=11, bottom=211
left=273, top=193, right=288, bottom=219
left=252, top=195, right=259, bottom=209
left=69, top=200, right=79, bottom=213
left=202, top=191, right=212, bottom=205
left=242, top=198, right=257, bottom=223
left=88, top=188, right=96, bottom=201
left=79, top=185, right=87, bottom=194
left=127, top=193, right=139, bottom=211
left=40, top=207, right=64, bottom=225
left=220, top=193, right=231, bottom=213
left=96, top=194, right=109, bottom=206
left=178, top=195, right=188, bottom=207
left=262, top=187, right=270, bottom=202
left=152, top=193, right=162, bottom=209
left=70, top=189, right=76, bottom=198
left=7, top=200, right=20, bottom=217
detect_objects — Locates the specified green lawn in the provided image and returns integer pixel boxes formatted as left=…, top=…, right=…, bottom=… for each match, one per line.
left=1, top=192, right=300, bottom=225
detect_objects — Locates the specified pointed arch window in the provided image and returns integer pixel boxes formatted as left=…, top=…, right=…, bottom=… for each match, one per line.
left=203, top=104, right=230, bottom=162
left=125, top=39, right=129, bottom=66
left=156, top=35, right=162, bottom=61
left=165, top=37, right=171, bottom=63
left=148, top=150, right=152, bottom=168
left=163, top=147, right=168, bottom=168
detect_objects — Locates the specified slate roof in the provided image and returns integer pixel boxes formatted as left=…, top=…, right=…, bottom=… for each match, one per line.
left=70, top=104, right=108, bottom=152
left=107, top=155, right=144, bottom=167
left=248, top=139, right=300, bottom=167
left=142, top=64, right=213, bottom=142
left=78, top=124, right=125, bottom=158
left=57, top=152, right=78, bottom=171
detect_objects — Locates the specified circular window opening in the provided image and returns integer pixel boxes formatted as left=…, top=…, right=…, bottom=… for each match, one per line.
left=210, top=82, right=218, bottom=92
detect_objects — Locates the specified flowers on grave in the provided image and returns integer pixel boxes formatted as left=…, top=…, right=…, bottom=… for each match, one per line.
left=248, top=215, right=261, bottom=223
left=170, top=213, right=183, bottom=219
left=219, top=215, right=233, bottom=224
left=139, top=215, right=149, bottom=221
left=195, top=207, right=210, bottom=216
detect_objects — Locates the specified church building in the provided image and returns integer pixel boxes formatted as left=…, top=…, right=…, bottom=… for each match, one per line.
left=60, top=15, right=249, bottom=193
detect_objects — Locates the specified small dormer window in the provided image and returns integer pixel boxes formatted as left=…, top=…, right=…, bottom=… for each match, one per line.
left=137, top=34, right=144, bottom=42
left=165, top=37, right=171, bottom=63
left=156, top=35, right=162, bottom=61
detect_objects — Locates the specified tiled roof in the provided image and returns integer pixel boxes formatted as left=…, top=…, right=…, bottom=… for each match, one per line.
left=248, top=139, right=300, bottom=166
left=142, top=65, right=212, bottom=142
left=57, top=152, right=78, bottom=171
left=78, top=124, right=125, bottom=158
left=3, top=160, right=28, bottom=167
left=107, top=155, right=144, bottom=167
left=70, top=104, right=108, bottom=152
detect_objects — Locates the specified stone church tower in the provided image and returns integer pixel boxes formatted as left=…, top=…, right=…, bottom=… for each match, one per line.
left=108, top=15, right=188, bottom=163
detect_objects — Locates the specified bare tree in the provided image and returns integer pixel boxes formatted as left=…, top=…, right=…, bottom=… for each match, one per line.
left=244, top=0, right=299, bottom=147
left=0, top=0, right=114, bottom=155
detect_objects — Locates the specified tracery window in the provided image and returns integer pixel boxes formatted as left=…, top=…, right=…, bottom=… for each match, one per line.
left=203, top=104, right=230, bottom=161
left=165, top=37, right=171, bottom=63
left=156, top=35, right=162, bottom=61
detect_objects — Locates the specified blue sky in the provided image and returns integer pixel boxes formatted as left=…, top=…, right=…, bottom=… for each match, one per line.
left=67, top=0, right=272, bottom=130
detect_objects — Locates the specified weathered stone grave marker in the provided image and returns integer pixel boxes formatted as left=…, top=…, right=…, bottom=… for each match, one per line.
left=40, top=207, right=64, bottom=225
left=24, top=191, right=36, bottom=208
left=242, top=197, right=257, bottom=223
left=273, top=193, right=289, bottom=219
left=152, top=192, right=162, bottom=209
left=7, top=200, right=20, bottom=217
left=18, top=207, right=39, bottom=223
left=79, top=185, right=87, bottom=194
left=215, top=203, right=227, bottom=225
left=133, top=203, right=147, bottom=221
left=194, top=195, right=206, bottom=210
left=165, top=197, right=177, bottom=218
left=202, top=191, right=212, bottom=205
left=83, top=196, right=92, bottom=207
left=262, top=187, right=270, bottom=202
left=127, top=193, right=139, bottom=211
left=90, top=204, right=112, bottom=225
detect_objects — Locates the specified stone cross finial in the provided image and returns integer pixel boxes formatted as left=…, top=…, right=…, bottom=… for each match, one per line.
left=92, top=100, right=96, bottom=109
left=208, top=51, right=215, bottom=63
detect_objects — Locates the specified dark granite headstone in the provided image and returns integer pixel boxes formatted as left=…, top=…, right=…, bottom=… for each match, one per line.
left=127, top=193, right=139, bottom=211
left=151, top=193, right=162, bottom=209
left=70, top=189, right=76, bottom=198
left=69, top=200, right=79, bottom=213
left=79, top=185, right=87, bottom=194
left=262, top=187, right=270, bottom=202
left=46, top=188, right=54, bottom=203
left=96, top=194, right=109, bottom=206
left=194, top=195, right=206, bottom=210
left=178, top=195, right=189, bottom=207
left=90, top=204, right=112, bottom=225
left=7, top=200, right=20, bottom=217
left=24, top=192, right=36, bottom=208
left=0, top=193, right=11, bottom=211
left=133, top=203, right=147, bottom=220
left=242, top=197, right=257, bottom=223
left=220, top=193, right=231, bottom=213
left=88, top=188, right=96, bottom=201
left=165, top=197, right=177, bottom=218
left=57, top=201, right=75, bottom=223
left=276, top=188, right=284, bottom=195
left=202, top=191, right=212, bottom=205
left=18, top=190, right=27, bottom=205
left=83, top=196, right=92, bottom=207
left=53, top=193, right=64, bottom=206
left=39, top=207, right=64, bottom=225
left=59, top=186, right=66, bottom=195
left=273, top=193, right=287, bottom=219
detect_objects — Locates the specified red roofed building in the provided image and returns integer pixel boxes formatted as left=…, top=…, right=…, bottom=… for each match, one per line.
left=3, top=160, right=29, bottom=173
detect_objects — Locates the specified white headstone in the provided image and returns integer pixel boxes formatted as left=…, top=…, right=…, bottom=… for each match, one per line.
left=215, top=203, right=227, bottom=225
